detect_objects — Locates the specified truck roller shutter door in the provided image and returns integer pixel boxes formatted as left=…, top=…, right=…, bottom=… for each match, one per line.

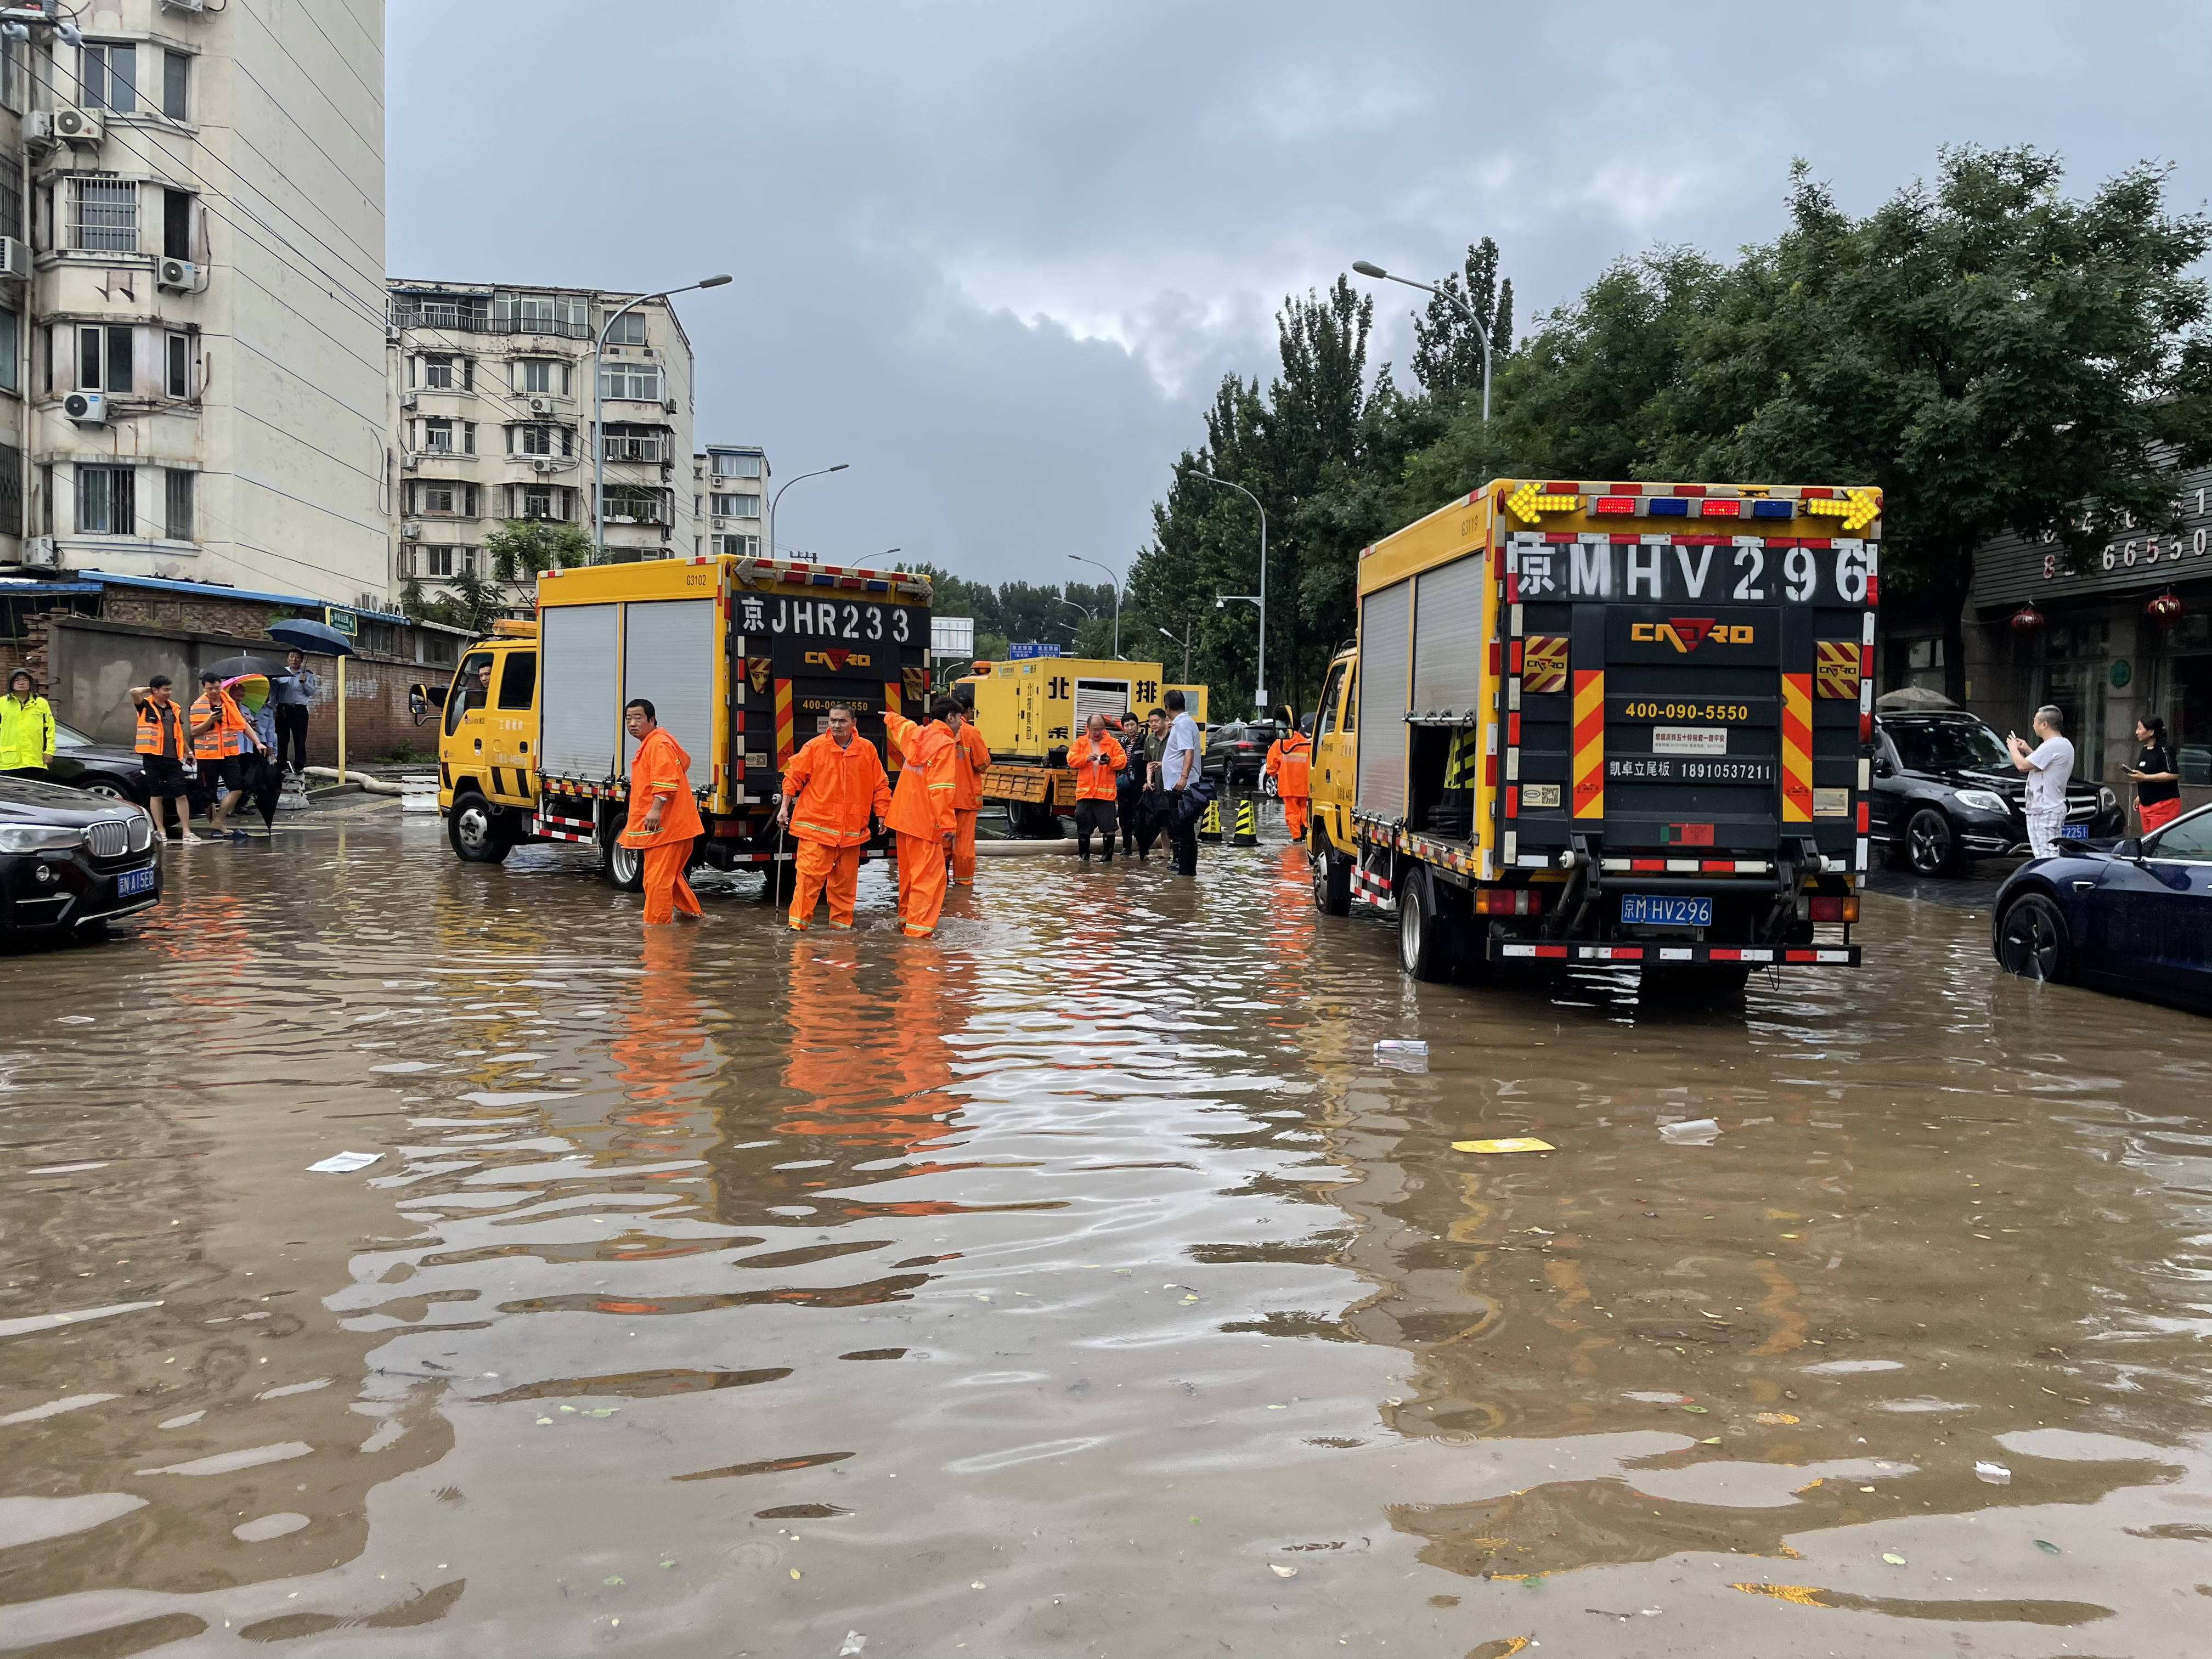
left=539, top=602, right=620, bottom=780
left=1357, top=578, right=1412, bottom=821
left=621, top=599, right=717, bottom=782
left=1412, top=555, right=1486, bottom=719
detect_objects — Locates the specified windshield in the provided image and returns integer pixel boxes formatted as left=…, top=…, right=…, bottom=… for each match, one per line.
left=1889, top=719, right=2011, bottom=774
left=52, top=723, right=91, bottom=748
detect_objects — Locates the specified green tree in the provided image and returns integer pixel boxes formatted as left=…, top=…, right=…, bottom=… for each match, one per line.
left=487, top=518, right=592, bottom=586
left=398, top=568, right=506, bottom=636
left=1409, top=236, right=1515, bottom=398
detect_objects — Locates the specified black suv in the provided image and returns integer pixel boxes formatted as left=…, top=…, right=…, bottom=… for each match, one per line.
left=1871, top=712, right=2121, bottom=875
left=1, top=774, right=162, bottom=938
left=1201, top=719, right=1282, bottom=789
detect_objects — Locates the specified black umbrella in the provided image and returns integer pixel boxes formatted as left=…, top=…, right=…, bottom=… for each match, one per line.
left=246, top=752, right=282, bottom=831
left=206, top=653, right=285, bottom=679
left=264, top=618, right=357, bottom=658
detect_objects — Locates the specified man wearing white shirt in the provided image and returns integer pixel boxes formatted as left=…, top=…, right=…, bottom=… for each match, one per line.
left=1161, top=689, right=1201, bottom=877
left=2007, top=704, right=2075, bottom=859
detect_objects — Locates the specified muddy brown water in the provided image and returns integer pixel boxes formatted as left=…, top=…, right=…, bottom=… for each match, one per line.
left=5, top=814, right=2211, bottom=1657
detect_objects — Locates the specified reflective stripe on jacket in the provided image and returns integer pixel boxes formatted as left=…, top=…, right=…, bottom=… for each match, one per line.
left=782, top=730, right=890, bottom=847
left=1263, top=733, right=1311, bottom=799
left=190, top=690, right=250, bottom=759
left=883, top=713, right=958, bottom=836
left=1066, top=733, right=1127, bottom=801
left=623, top=726, right=704, bottom=845
left=134, top=697, right=187, bottom=758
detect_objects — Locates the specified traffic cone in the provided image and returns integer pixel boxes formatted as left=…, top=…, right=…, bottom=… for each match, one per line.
left=1232, top=795, right=1259, bottom=847
left=1198, top=797, right=1222, bottom=842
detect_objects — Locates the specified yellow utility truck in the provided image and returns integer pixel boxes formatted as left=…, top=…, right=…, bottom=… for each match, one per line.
left=1309, top=478, right=1879, bottom=992
left=433, top=555, right=932, bottom=890
left=953, top=656, right=1207, bottom=834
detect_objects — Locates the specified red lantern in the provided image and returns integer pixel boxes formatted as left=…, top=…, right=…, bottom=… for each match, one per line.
left=2009, top=603, right=2045, bottom=633
left=2147, top=590, right=2185, bottom=626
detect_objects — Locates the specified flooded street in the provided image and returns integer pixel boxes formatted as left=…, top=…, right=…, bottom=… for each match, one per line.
left=7, top=814, right=2212, bottom=1657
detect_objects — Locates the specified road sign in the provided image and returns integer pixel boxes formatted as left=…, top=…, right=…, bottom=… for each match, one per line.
left=1008, top=642, right=1061, bottom=660
left=323, top=607, right=358, bottom=638
left=933, top=616, right=976, bottom=656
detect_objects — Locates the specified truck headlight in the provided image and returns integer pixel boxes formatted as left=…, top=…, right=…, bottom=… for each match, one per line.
left=0, top=825, right=84, bottom=853
left=1953, top=789, right=2009, bottom=815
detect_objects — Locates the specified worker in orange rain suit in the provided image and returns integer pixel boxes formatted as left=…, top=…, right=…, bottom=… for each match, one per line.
left=947, top=705, right=991, bottom=886
left=619, top=697, right=704, bottom=926
left=775, top=701, right=890, bottom=930
left=1065, top=711, right=1127, bottom=863
left=882, top=696, right=962, bottom=937
left=1263, top=718, right=1313, bottom=843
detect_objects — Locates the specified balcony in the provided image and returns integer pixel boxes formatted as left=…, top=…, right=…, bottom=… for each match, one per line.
left=392, top=303, right=592, bottom=340
left=601, top=437, right=671, bottom=465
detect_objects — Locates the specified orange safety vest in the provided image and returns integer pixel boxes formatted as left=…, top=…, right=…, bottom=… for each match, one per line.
left=782, top=730, right=890, bottom=848
left=135, top=696, right=187, bottom=758
left=883, top=713, right=958, bottom=837
left=1066, top=732, right=1126, bottom=801
left=190, top=690, right=249, bottom=759
left=1264, top=732, right=1311, bottom=799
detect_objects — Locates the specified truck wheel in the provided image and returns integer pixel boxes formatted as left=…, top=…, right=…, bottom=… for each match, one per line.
left=447, top=794, right=511, bottom=864
left=1313, top=850, right=1351, bottom=917
left=1398, top=870, right=1448, bottom=983
left=602, top=835, right=645, bottom=893
left=1904, top=808, right=1958, bottom=876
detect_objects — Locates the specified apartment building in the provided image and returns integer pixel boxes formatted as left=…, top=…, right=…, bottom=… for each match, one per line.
left=692, top=442, right=769, bottom=559
left=1, top=36, right=27, bottom=562
left=388, top=279, right=697, bottom=598
left=21, top=1, right=390, bottom=608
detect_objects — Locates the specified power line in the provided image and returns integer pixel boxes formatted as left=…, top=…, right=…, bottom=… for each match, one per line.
left=200, top=328, right=387, bottom=431
left=229, top=58, right=381, bottom=224
left=236, top=0, right=383, bottom=116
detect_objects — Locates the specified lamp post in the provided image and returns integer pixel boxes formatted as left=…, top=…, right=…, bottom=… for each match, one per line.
left=767, top=464, right=851, bottom=563
left=1352, top=259, right=1491, bottom=422
left=1192, top=472, right=1266, bottom=709
left=1159, top=623, right=1193, bottom=681
left=593, top=274, right=730, bottom=562
left=1068, top=554, right=1122, bottom=658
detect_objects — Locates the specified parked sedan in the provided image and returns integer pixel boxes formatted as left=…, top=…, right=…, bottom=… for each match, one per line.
left=1992, top=803, right=2212, bottom=1014
left=0, top=774, right=162, bottom=939
left=1201, top=719, right=1283, bottom=789
left=1871, top=712, right=2121, bottom=875
left=44, top=720, right=152, bottom=804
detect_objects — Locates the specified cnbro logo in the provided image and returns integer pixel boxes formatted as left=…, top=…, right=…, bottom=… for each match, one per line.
left=804, top=649, right=872, bottom=670
left=1630, top=617, right=1755, bottom=653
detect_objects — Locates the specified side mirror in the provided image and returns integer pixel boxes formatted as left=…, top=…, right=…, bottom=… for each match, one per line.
left=1872, top=757, right=1895, bottom=778
left=2113, top=837, right=2143, bottom=861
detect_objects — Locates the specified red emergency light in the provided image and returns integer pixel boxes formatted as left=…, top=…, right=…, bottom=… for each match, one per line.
left=1699, top=499, right=1741, bottom=517
left=1594, top=496, right=1638, bottom=515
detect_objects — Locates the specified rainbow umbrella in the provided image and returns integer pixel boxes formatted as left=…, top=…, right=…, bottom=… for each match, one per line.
left=223, top=673, right=271, bottom=713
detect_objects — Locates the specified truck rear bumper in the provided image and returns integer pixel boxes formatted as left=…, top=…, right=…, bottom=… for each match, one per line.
left=1488, top=939, right=1861, bottom=967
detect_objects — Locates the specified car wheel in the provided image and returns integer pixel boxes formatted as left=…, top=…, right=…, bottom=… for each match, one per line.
left=79, top=777, right=136, bottom=803
left=1996, top=893, right=2073, bottom=983
left=603, top=834, right=645, bottom=893
left=447, top=794, right=511, bottom=864
left=1313, top=850, right=1351, bottom=917
left=1398, top=870, right=1447, bottom=983
left=1904, top=807, right=1957, bottom=876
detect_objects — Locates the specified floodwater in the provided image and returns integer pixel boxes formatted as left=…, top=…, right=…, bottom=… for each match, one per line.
left=5, top=813, right=2212, bottom=1658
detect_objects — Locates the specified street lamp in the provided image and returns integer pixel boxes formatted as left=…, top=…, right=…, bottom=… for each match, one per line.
left=593, top=274, right=731, bottom=562
left=768, top=464, right=850, bottom=563
left=1193, top=471, right=1267, bottom=709
left=1159, top=623, right=1194, bottom=681
left=1352, top=259, right=1491, bottom=422
left=1068, top=554, right=1123, bottom=658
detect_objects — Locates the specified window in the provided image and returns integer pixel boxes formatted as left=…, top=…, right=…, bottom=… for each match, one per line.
left=162, top=48, right=188, bottom=121
left=1, top=35, right=21, bottom=115
left=714, top=533, right=760, bottom=557
left=712, top=492, right=761, bottom=518
left=0, top=312, right=16, bottom=394
left=1317, top=661, right=1347, bottom=735
left=497, top=652, right=536, bottom=710
left=602, top=428, right=665, bottom=463
left=518, top=484, right=564, bottom=521
left=0, top=177, right=20, bottom=244
left=711, top=452, right=763, bottom=478
left=166, top=331, right=188, bottom=398
left=77, top=465, right=135, bottom=534
left=0, top=443, right=18, bottom=538
left=514, top=358, right=571, bottom=396
left=495, top=292, right=589, bottom=336
left=2149, top=811, right=2212, bottom=861
left=67, top=178, right=137, bottom=253
left=447, top=652, right=493, bottom=733
left=82, top=43, right=137, bottom=114
left=163, top=188, right=191, bottom=260
left=601, top=483, right=664, bottom=524
left=598, top=361, right=663, bottom=402
left=163, top=469, right=193, bottom=540
left=417, top=544, right=478, bottom=580
left=603, top=311, right=647, bottom=346
left=422, top=354, right=455, bottom=390
left=78, top=325, right=131, bottom=393
left=413, top=482, right=479, bottom=517
left=422, top=417, right=454, bottom=452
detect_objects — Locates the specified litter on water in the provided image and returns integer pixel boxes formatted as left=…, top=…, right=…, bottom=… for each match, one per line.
left=1374, top=1040, right=1429, bottom=1072
left=304, top=1151, right=382, bottom=1174
left=1659, top=1119, right=1722, bottom=1146
left=1974, top=1462, right=2012, bottom=1485
left=1452, top=1138, right=1555, bottom=1155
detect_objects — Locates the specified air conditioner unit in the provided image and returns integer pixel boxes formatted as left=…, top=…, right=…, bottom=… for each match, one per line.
left=0, top=238, right=26, bottom=281
left=532, top=458, right=555, bottom=474
left=63, top=391, right=107, bottom=425
left=22, top=111, right=53, bottom=149
left=156, top=258, right=198, bottom=292
left=640, top=347, right=658, bottom=360
left=53, top=107, right=103, bottom=146
left=402, top=522, right=423, bottom=539
left=528, top=396, right=549, bottom=413
left=23, top=535, right=59, bottom=569
left=161, top=0, right=208, bottom=14
left=400, top=452, right=419, bottom=471
left=663, top=399, right=677, bottom=414
left=399, top=391, right=417, bottom=408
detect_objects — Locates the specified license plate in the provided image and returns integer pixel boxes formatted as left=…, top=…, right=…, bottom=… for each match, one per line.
left=1621, top=894, right=1711, bottom=928
left=2059, top=824, right=2088, bottom=840
left=116, top=866, right=156, bottom=897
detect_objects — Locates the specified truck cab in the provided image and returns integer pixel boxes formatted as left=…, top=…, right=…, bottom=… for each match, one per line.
left=437, top=621, right=540, bottom=861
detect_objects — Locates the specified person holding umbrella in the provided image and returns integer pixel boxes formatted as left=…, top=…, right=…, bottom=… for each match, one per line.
left=191, top=669, right=269, bottom=839
left=620, top=697, right=704, bottom=926
left=270, top=649, right=320, bottom=779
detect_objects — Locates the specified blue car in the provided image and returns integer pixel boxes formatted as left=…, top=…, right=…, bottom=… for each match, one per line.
left=1991, top=804, right=2212, bottom=1014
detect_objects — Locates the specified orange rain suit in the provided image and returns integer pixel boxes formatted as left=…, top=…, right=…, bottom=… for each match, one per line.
left=622, top=725, right=705, bottom=925
left=949, top=721, right=991, bottom=885
left=1264, top=731, right=1312, bottom=843
left=782, top=730, right=890, bottom=929
left=1066, top=731, right=1127, bottom=798
left=884, top=712, right=958, bottom=937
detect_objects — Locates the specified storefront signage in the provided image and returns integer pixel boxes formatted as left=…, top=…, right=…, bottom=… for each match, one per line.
left=1972, top=465, right=2212, bottom=609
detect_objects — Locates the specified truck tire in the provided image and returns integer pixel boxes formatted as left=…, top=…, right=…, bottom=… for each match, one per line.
left=447, top=793, right=512, bottom=864
left=1313, top=850, right=1351, bottom=917
left=1398, top=869, right=1448, bottom=983
left=602, top=833, right=645, bottom=893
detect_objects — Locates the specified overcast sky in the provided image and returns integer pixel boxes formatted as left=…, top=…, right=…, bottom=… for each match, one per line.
left=390, top=1, right=2211, bottom=587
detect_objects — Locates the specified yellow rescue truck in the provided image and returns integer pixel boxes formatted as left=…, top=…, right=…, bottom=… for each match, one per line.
left=1310, top=477, right=1880, bottom=992
left=431, top=555, right=932, bottom=891
left=952, top=656, right=1207, bottom=834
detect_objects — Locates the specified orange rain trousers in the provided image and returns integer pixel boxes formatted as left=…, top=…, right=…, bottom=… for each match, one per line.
left=642, top=839, right=702, bottom=925
left=951, top=808, right=979, bottom=884
left=896, top=831, right=949, bottom=936
left=790, top=839, right=862, bottom=929
left=1281, top=794, right=1310, bottom=842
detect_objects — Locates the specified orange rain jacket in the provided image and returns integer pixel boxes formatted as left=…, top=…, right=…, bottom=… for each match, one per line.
left=623, top=726, right=704, bottom=847
left=782, top=730, right=891, bottom=847
left=951, top=721, right=991, bottom=811
left=1263, top=731, right=1312, bottom=798
left=1066, top=731, right=1127, bottom=801
left=883, top=712, right=958, bottom=837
